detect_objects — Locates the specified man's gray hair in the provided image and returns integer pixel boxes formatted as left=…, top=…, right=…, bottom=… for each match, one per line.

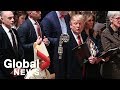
left=0, top=11, right=14, bottom=16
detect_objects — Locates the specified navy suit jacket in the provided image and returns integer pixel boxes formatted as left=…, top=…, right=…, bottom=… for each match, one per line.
left=41, top=11, right=70, bottom=74
left=0, top=25, right=24, bottom=79
left=17, top=18, right=45, bottom=62
left=53, top=29, right=86, bottom=79
left=41, top=11, right=70, bottom=45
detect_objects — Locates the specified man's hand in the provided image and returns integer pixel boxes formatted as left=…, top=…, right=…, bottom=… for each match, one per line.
left=88, top=56, right=97, bottom=64
left=36, top=36, right=42, bottom=45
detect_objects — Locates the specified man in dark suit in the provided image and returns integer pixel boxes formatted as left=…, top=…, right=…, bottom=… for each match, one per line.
left=0, top=11, right=24, bottom=79
left=65, top=14, right=99, bottom=79
left=17, top=11, right=50, bottom=62
left=41, top=11, right=70, bottom=78
left=66, top=14, right=86, bottom=79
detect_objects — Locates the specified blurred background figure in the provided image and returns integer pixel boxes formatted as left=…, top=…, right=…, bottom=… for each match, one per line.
left=13, top=11, right=27, bottom=29
left=96, top=11, right=108, bottom=23
left=69, top=11, right=96, bottom=17
left=93, top=22, right=106, bottom=39
left=40, top=11, right=50, bottom=21
left=0, top=15, right=2, bottom=25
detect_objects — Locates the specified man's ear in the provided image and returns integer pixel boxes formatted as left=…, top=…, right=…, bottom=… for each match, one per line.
left=1, top=17, right=2, bottom=20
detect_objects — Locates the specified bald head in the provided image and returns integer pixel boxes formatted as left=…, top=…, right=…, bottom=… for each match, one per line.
left=0, top=11, right=14, bottom=29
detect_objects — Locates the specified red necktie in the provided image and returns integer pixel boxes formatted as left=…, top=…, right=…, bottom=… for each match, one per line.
left=77, top=34, right=85, bottom=79
left=82, top=64, right=85, bottom=79
left=77, top=35, right=82, bottom=45
left=36, top=22, right=42, bottom=37
left=60, top=14, right=65, bottom=18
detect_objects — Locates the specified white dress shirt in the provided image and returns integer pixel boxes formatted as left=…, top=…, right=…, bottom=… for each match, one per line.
left=2, top=24, right=18, bottom=47
left=71, top=30, right=83, bottom=45
left=56, top=11, right=68, bottom=34
left=28, top=17, right=42, bottom=37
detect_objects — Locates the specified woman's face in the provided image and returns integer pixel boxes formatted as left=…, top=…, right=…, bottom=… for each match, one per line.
left=111, top=15, right=120, bottom=28
left=85, top=16, right=94, bottom=29
left=18, top=14, right=26, bottom=25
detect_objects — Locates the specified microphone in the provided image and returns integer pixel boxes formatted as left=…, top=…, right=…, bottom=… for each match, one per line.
left=58, top=34, right=70, bottom=59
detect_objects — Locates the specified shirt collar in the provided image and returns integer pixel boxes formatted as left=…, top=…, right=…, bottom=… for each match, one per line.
left=28, top=17, right=37, bottom=25
left=56, top=11, right=64, bottom=18
left=71, top=30, right=81, bottom=40
left=2, top=24, right=11, bottom=33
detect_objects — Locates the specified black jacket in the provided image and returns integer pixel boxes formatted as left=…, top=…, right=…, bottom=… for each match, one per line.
left=0, top=25, right=24, bottom=79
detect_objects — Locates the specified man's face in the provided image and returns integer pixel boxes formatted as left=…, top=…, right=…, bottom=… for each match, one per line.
left=1, top=11, right=14, bottom=29
left=70, top=16, right=84, bottom=35
left=59, top=11, right=68, bottom=16
left=30, top=11, right=41, bottom=20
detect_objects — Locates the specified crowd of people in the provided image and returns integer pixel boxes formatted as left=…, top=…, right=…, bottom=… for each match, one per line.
left=0, top=11, right=120, bottom=79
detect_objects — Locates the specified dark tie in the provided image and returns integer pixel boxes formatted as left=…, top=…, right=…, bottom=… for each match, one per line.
left=35, top=22, right=42, bottom=37
left=77, top=35, right=82, bottom=45
left=9, top=30, right=18, bottom=54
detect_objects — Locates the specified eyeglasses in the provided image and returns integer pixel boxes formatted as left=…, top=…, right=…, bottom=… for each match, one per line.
left=113, top=17, right=120, bottom=20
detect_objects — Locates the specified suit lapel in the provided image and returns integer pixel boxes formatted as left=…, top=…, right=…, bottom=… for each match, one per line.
left=107, top=29, right=120, bottom=46
left=27, top=19, right=37, bottom=40
left=64, top=15, right=70, bottom=34
left=53, top=12, right=62, bottom=35
left=1, top=27, right=14, bottom=52
left=68, top=30, right=78, bottom=49
left=112, top=32, right=120, bottom=41
left=107, top=26, right=120, bottom=45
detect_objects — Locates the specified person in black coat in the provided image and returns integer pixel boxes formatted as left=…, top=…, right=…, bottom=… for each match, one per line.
left=66, top=14, right=86, bottom=79
left=61, top=14, right=99, bottom=79
left=0, top=11, right=24, bottom=79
